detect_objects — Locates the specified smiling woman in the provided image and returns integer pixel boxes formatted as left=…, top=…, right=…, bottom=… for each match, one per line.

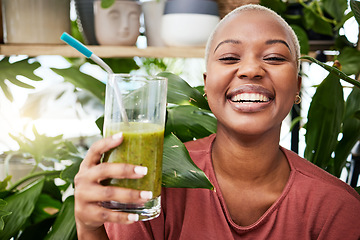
left=73, top=4, right=360, bottom=240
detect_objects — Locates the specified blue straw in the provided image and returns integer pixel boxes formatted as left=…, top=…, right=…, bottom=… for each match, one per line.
left=61, top=32, right=129, bottom=124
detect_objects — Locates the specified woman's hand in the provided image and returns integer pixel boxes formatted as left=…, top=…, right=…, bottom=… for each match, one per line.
left=74, top=133, right=152, bottom=239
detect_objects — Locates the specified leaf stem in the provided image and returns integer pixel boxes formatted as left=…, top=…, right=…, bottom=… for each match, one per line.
left=8, top=170, right=62, bottom=192
left=300, top=56, right=360, bottom=89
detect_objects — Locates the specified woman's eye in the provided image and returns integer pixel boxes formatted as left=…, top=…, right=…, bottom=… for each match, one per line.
left=219, top=57, right=240, bottom=63
left=264, top=57, right=286, bottom=62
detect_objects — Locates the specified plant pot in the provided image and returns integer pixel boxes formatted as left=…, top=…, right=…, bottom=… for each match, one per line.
left=74, top=0, right=99, bottom=45
left=161, top=0, right=220, bottom=47
left=94, top=0, right=141, bottom=45
left=2, top=0, right=70, bottom=44
left=215, top=0, right=260, bottom=18
left=142, top=0, right=166, bottom=47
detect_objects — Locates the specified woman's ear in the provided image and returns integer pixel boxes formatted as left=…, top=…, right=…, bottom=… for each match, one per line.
left=203, top=72, right=207, bottom=92
left=297, top=75, right=302, bottom=92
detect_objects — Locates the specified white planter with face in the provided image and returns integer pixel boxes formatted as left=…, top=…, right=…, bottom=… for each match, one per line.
left=94, top=1, right=141, bottom=46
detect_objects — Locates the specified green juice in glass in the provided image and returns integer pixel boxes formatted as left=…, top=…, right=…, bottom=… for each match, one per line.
left=101, top=122, right=164, bottom=220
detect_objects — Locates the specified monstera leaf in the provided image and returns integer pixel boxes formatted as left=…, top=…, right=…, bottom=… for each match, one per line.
left=51, top=67, right=106, bottom=104
left=162, top=133, right=213, bottom=189
left=158, top=72, right=210, bottom=110
left=0, top=57, right=42, bottom=101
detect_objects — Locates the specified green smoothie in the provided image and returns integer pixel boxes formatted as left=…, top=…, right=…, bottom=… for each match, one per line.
left=101, top=122, right=164, bottom=198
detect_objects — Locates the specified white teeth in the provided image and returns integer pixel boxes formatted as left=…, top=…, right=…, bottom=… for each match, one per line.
left=231, top=93, right=269, bottom=102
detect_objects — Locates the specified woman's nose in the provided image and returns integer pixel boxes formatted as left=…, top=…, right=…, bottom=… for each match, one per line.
left=236, top=57, right=264, bottom=80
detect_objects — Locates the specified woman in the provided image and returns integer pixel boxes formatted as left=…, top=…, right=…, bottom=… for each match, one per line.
left=74, top=5, right=360, bottom=239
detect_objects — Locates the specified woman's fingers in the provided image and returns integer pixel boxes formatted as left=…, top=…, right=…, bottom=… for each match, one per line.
left=74, top=133, right=154, bottom=229
left=75, top=202, right=140, bottom=228
left=76, top=184, right=153, bottom=204
left=80, top=133, right=123, bottom=169
left=75, top=163, right=148, bottom=187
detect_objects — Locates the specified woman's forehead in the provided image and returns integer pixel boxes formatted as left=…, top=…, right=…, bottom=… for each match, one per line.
left=211, top=11, right=295, bottom=53
left=216, top=11, right=289, bottom=39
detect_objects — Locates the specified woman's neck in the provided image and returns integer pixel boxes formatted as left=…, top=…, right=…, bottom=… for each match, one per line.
left=211, top=127, right=288, bottom=184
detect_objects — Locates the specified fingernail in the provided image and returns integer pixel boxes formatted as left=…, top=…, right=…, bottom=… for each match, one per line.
left=134, top=166, right=148, bottom=175
left=140, top=191, right=153, bottom=200
left=112, top=132, right=123, bottom=140
left=127, top=214, right=139, bottom=222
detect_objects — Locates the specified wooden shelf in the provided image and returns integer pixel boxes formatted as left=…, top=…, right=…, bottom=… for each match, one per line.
left=0, top=44, right=206, bottom=58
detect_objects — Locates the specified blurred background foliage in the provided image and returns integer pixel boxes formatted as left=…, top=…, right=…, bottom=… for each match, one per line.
left=1, top=0, right=360, bottom=239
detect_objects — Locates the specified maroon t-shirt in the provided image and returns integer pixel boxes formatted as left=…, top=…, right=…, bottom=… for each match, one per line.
left=105, top=134, right=360, bottom=239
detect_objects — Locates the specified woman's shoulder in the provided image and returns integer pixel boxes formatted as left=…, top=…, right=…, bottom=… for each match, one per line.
left=184, top=134, right=216, bottom=152
left=282, top=147, right=360, bottom=202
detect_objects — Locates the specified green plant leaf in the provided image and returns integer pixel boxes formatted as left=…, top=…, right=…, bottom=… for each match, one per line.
left=0, top=199, right=12, bottom=231
left=165, top=105, right=217, bottom=142
left=333, top=87, right=360, bottom=177
left=101, top=0, right=115, bottom=8
left=337, top=47, right=360, bottom=76
left=0, top=57, right=43, bottom=101
left=0, top=178, right=44, bottom=239
left=300, top=56, right=360, bottom=89
left=260, top=0, right=287, bottom=14
left=30, top=193, right=62, bottom=225
left=322, top=0, right=348, bottom=22
left=17, top=217, right=55, bottom=240
left=158, top=72, right=210, bottom=111
left=162, top=133, right=213, bottom=189
left=8, top=126, right=65, bottom=164
left=304, top=65, right=344, bottom=173
left=291, top=24, right=309, bottom=54
left=350, top=0, right=360, bottom=25
left=51, top=67, right=106, bottom=104
left=45, top=196, right=77, bottom=240
left=303, top=7, right=334, bottom=36
left=0, top=176, right=12, bottom=191
left=60, top=157, right=83, bottom=184
left=102, top=58, right=139, bottom=74
left=355, top=186, right=360, bottom=194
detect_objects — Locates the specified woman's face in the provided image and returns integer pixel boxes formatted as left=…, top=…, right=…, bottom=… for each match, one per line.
left=204, top=11, right=301, bottom=137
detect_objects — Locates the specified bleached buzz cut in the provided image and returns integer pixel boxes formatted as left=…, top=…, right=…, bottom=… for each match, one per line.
left=204, top=4, right=301, bottom=72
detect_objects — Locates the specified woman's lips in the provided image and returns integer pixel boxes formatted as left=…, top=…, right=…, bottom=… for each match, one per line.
left=226, top=85, right=274, bottom=112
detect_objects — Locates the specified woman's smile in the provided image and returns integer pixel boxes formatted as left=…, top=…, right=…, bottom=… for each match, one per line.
left=226, top=84, right=274, bottom=112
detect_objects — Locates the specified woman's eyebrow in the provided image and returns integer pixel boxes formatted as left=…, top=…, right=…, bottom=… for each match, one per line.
left=213, top=39, right=291, bottom=54
left=214, top=39, right=241, bottom=53
left=266, top=39, right=291, bottom=53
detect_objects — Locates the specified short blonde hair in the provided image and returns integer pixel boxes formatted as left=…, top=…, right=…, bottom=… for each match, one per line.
left=204, top=4, right=301, bottom=71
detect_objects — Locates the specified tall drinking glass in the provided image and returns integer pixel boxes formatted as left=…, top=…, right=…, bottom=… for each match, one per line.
left=101, top=74, right=167, bottom=221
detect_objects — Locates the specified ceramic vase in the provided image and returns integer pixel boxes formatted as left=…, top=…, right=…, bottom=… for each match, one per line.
left=142, top=0, right=166, bottom=46
left=161, top=0, right=220, bottom=47
left=94, top=0, right=141, bottom=45
left=74, top=0, right=98, bottom=45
